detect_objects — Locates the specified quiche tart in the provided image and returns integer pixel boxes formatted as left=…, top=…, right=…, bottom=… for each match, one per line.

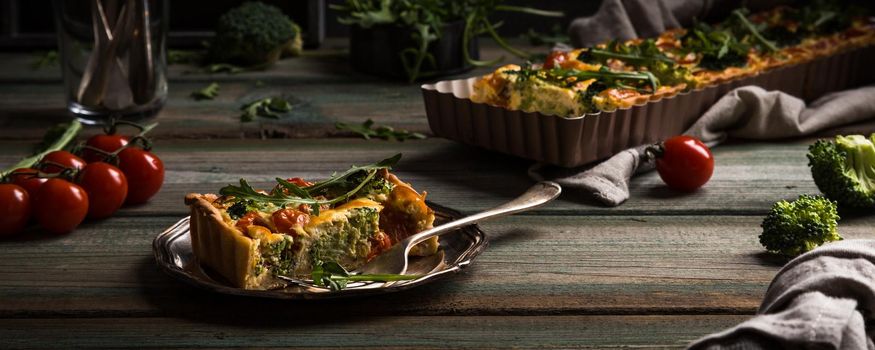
left=471, top=2, right=875, bottom=118
left=186, top=155, right=439, bottom=290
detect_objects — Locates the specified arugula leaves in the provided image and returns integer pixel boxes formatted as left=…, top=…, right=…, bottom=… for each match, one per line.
left=191, top=82, right=220, bottom=101
left=682, top=21, right=750, bottom=71
left=240, top=97, right=294, bottom=122
left=336, top=119, right=427, bottom=141
left=311, top=261, right=419, bottom=291
left=218, top=154, right=401, bottom=215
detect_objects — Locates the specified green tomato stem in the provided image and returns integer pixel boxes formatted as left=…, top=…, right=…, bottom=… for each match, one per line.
left=0, top=120, right=82, bottom=178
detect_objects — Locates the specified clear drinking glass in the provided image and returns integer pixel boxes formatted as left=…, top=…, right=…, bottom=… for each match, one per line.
left=53, top=0, right=168, bottom=124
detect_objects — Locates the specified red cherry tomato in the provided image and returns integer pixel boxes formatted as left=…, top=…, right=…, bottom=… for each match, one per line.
left=78, top=162, right=128, bottom=219
left=34, top=179, right=89, bottom=234
left=543, top=51, right=567, bottom=69
left=8, top=168, right=48, bottom=199
left=272, top=208, right=310, bottom=236
left=117, top=147, right=164, bottom=204
left=235, top=212, right=260, bottom=232
left=40, top=150, right=86, bottom=174
left=81, top=134, right=129, bottom=163
left=286, top=177, right=313, bottom=187
left=0, top=184, right=31, bottom=236
left=654, top=136, right=714, bottom=192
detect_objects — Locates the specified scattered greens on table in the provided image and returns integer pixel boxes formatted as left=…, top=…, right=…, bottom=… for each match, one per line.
left=310, top=261, right=419, bottom=291
left=336, top=119, right=426, bottom=141
left=240, top=96, right=294, bottom=122
left=330, top=0, right=563, bottom=82
left=31, top=50, right=59, bottom=70
left=759, top=195, right=841, bottom=258
left=190, top=82, right=220, bottom=100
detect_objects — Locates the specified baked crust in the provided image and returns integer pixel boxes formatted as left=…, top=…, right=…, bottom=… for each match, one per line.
left=185, top=193, right=284, bottom=290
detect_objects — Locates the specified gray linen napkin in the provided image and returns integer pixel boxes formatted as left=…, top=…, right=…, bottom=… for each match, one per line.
left=688, top=239, right=875, bottom=350
left=568, top=0, right=788, bottom=47
left=529, top=85, right=875, bottom=206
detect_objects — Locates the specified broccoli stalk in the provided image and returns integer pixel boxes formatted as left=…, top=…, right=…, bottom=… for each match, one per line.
left=759, top=195, right=841, bottom=257
left=208, top=2, right=302, bottom=66
left=807, top=135, right=875, bottom=209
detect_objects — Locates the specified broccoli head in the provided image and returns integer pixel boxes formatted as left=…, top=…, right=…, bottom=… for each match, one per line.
left=209, top=2, right=301, bottom=66
left=759, top=194, right=841, bottom=257
left=807, top=134, right=875, bottom=209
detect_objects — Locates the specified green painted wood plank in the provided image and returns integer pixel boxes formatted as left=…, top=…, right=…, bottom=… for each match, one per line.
left=0, top=315, right=745, bottom=349
left=0, top=138, right=842, bottom=215
left=1, top=214, right=871, bottom=318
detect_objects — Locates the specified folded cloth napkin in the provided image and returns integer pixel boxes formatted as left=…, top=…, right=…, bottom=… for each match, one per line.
left=529, top=85, right=875, bottom=206
left=688, top=239, right=875, bottom=349
left=568, top=0, right=788, bottom=47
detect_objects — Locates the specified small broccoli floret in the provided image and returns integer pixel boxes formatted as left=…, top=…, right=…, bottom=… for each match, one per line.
left=807, top=135, right=875, bottom=209
left=759, top=195, right=841, bottom=257
left=209, top=2, right=301, bottom=66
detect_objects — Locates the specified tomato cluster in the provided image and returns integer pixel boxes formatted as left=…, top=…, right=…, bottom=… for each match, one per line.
left=0, top=127, right=164, bottom=236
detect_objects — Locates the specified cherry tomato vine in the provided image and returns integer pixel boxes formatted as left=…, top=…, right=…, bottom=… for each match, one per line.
left=0, top=120, right=164, bottom=236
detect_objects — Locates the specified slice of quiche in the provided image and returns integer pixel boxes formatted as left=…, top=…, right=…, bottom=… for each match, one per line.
left=185, top=155, right=439, bottom=290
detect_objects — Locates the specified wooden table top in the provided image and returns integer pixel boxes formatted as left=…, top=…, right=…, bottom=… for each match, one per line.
left=1, top=40, right=872, bottom=349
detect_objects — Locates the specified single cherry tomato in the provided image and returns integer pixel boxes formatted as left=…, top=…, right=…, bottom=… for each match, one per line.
left=272, top=208, right=310, bottom=236
left=77, top=162, right=128, bottom=219
left=81, top=134, right=129, bottom=163
left=8, top=168, right=48, bottom=199
left=286, top=177, right=313, bottom=187
left=0, top=184, right=31, bottom=236
left=117, top=147, right=164, bottom=204
left=543, top=51, right=567, bottom=69
left=654, top=135, right=714, bottom=192
left=40, top=150, right=86, bottom=174
left=34, top=179, right=89, bottom=234
left=235, top=212, right=261, bottom=232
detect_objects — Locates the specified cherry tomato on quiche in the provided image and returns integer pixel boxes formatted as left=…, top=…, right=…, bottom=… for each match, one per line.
left=117, top=147, right=164, bottom=204
left=80, top=134, right=129, bottom=163
left=235, top=212, right=261, bottom=232
left=34, top=179, right=89, bottom=234
left=40, top=150, right=86, bottom=174
left=543, top=51, right=567, bottom=69
left=654, top=135, right=714, bottom=192
left=8, top=168, right=47, bottom=199
left=272, top=208, right=310, bottom=236
left=77, top=162, right=128, bottom=219
left=0, top=184, right=31, bottom=236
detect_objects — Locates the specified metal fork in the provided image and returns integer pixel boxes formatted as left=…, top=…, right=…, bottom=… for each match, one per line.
left=356, top=181, right=562, bottom=276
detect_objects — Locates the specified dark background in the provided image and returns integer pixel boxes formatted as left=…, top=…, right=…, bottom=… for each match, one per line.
left=0, top=0, right=602, bottom=50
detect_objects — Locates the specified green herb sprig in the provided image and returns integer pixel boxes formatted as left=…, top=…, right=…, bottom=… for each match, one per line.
left=336, top=119, right=426, bottom=141
left=191, top=82, right=220, bottom=100
left=310, top=261, right=420, bottom=291
left=31, top=50, right=59, bottom=70
left=240, top=97, right=293, bottom=122
left=218, top=154, right=401, bottom=214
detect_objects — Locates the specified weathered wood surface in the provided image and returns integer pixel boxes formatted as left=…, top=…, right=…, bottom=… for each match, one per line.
left=1, top=39, right=870, bottom=348
left=0, top=315, right=747, bottom=349
left=0, top=39, right=530, bottom=140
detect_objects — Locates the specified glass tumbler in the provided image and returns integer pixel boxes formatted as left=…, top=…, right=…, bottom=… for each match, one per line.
left=53, top=0, right=168, bottom=124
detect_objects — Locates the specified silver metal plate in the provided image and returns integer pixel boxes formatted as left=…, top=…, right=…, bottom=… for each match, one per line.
left=152, top=203, right=487, bottom=299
